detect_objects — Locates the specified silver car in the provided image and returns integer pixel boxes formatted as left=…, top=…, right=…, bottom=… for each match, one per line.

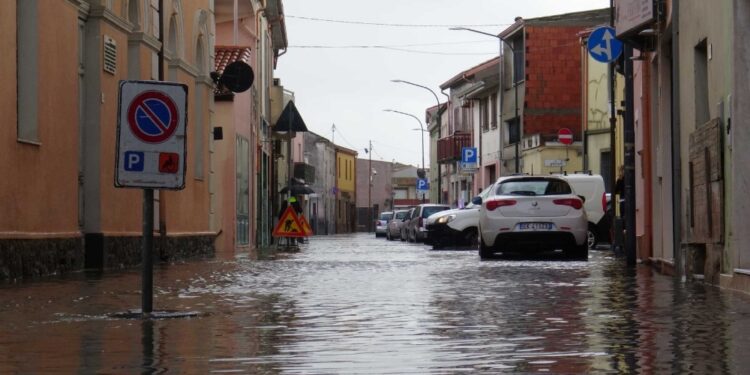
left=386, top=209, right=410, bottom=241
left=405, top=204, right=451, bottom=243
left=375, top=211, right=393, bottom=237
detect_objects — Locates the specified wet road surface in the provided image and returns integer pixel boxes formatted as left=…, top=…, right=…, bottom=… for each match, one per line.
left=2, top=233, right=750, bottom=374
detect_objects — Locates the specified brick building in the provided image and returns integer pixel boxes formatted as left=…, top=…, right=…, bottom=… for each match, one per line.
left=498, top=9, right=610, bottom=175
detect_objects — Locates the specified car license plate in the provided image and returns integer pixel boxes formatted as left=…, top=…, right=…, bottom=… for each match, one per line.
left=518, top=222, right=552, bottom=230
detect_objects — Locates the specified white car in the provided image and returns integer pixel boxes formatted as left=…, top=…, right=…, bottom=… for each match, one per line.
left=558, top=173, right=611, bottom=249
left=476, top=175, right=588, bottom=260
left=425, top=185, right=493, bottom=249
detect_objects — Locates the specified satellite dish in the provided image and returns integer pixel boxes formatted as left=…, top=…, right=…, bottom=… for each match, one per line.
left=220, top=61, right=254, bottom=93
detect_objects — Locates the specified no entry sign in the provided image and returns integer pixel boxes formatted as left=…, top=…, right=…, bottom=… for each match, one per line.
left=116, top=80, right=188, bottom=189
left=558, top=127, right=574, bottom=145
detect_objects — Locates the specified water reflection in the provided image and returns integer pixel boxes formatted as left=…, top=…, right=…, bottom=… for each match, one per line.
left=0, top=234, right=749, bottom=373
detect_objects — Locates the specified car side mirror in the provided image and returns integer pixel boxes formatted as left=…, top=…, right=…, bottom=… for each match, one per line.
left=471, top=196, right=483, bottom=206
left=578, top=195, right=586, bottom=203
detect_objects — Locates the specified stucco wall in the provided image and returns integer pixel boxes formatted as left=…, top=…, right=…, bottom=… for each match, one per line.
left=0, top=1, right=80, bottom=236
left=732, top=0, right=750, bottom=271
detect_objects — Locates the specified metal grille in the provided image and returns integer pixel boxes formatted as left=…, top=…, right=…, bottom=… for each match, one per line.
left=103, top=36, right=117, bottom=75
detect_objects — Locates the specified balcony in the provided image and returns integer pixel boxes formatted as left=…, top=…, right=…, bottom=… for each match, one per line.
left=294, top=162, right=316, bottom=184
left=437, top=132, right=472, bottom=163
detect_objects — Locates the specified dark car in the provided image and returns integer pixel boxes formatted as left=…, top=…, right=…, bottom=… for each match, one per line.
left=405, top=204, right=451, bottom=242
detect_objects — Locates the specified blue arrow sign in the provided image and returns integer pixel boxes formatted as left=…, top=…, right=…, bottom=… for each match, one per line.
left=587, top=26, right=623, bottom=63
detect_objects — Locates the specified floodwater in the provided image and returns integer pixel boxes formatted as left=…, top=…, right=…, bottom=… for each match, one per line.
left=2, top=233, right=750, bottom=374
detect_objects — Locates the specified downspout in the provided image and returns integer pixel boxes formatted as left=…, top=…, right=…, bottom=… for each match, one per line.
left=671, top=0, right=683, bottom=280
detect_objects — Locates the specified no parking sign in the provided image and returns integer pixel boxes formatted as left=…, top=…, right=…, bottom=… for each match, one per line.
left=115, top=80, right=188, bottom=189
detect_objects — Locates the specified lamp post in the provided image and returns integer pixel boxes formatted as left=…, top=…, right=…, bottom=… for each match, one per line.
left=391, top=79, right=443, bottom=203
left=384, top=109, right=426, bottom=203
left=365, top=140, right=372, bottom=233
left=450, top=27, right=520, bottom=174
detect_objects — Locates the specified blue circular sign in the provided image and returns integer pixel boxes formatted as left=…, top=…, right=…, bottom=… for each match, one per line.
left=587, top=26, right=623, bottom=63
left=127, top=91, right=179, bottom=143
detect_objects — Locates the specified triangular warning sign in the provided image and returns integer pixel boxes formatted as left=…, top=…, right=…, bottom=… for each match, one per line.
left=272, top=206, right=306, bottom=238
left=299, top=214, right=313, bottom=237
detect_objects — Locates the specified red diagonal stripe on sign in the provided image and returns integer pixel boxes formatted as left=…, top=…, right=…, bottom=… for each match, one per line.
left=139, top=100, right=169, bottom=133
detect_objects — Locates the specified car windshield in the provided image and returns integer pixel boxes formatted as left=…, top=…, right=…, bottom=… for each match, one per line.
left=394, top=211, right=408, bottom=220
left=379, top=213, right=393, bottom=221
left=422, top=206, right=449, bottom=218
left=497, top=179, right=572, bottom=196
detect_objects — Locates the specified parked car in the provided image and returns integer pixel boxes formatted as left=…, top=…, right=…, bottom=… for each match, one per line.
left=405, top=204, right=451, bottom=242
left=425, top=185, right=493, bottom=249
left=386, top=209, right=410, bottom=241
left=558, top=173, right=611, bottom=249
left=476, top=175, right=588, bottom=260
left=400, top=208, right=416, bottom=241
left=375, top=211, right=393, bottom=237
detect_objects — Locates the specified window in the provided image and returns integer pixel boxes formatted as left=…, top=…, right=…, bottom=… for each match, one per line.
left=236, top=137, right=250, bottom=245
left=17, top=0, right=39, bottom=143
left=490, top=94, right=498, bottom=129
left=497, top=179, right=572, bottom=196
left=694, top=39, right=710, bottom=125
left=508, top=117, right=520, bottom=144
left=480, top=98, right=489, bottom=131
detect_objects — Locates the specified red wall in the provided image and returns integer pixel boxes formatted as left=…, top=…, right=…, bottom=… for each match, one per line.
left=524, top=26, right=584, bottom=139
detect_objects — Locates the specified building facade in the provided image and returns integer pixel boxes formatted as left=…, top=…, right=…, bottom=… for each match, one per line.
left=2, top=0, right=216, bottom=280
left=335, top=146, right=357, bottom=233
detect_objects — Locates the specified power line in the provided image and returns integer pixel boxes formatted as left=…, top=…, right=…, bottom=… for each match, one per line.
left=287, top=15, right=511, bottom=28
left=289, top=39, right=494, bottom=48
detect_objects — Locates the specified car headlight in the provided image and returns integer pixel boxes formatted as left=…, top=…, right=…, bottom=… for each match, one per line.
left=436, top=214, right=456, bottom=224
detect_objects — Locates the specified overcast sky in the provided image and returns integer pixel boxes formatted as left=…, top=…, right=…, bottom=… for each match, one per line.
left=275, top=0, right=610, bottom=168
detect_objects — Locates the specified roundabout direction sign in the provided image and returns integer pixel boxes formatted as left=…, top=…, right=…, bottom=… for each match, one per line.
left=116, top=80, right=188, bottom=189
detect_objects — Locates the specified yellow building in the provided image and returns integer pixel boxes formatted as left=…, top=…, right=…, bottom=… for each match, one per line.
left=335, top=146, right=357, bottom=233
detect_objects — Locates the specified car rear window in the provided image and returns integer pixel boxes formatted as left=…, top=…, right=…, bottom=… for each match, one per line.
left=379, top=213, right=393, bottom=221
left=497, top=179, right=572, bottom=196
left=394, top=211, right=408, bottom=219
left=422, top=206, right=449, bottom=218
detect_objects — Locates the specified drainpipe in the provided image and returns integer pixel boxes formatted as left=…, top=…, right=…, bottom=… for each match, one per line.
left=671, top=0, right=683, bottom=280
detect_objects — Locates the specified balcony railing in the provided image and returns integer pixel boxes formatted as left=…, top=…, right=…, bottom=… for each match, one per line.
left=437, top=132, right=472, bottom=163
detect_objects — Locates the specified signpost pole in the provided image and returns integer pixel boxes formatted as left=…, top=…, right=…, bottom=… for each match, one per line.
left=142, top=188, right=154, bottom=314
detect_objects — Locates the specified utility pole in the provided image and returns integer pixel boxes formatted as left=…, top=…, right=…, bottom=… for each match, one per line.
left=368, top=140, right=372, bottom=233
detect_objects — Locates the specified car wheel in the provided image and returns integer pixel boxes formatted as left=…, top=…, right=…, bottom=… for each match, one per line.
left=479, top=235, right=494, bottom=259
left=463, top=228, right=479, bottom=248
left=567, top=243, right=589, bottom=260
left=587, top=224, right=598, bottom=249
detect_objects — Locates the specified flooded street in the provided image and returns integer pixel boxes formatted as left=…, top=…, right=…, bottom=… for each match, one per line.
left=2, top=233, right=750, bottom=374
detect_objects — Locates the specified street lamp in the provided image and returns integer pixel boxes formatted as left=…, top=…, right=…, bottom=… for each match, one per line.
left=384, top=109, right=426, bottom=203
left=384, top=109, right=425, bottom=171
left=450, top=27, right=520, bottom=173
left=391, top=79, right=444, bottom=203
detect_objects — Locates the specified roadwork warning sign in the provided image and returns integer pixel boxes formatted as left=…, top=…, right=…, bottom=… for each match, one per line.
left=273, top=206, right=307, bottom=238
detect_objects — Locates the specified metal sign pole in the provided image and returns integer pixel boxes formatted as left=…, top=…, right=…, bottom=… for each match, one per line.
left=142, top=188, right=154, bottom=314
